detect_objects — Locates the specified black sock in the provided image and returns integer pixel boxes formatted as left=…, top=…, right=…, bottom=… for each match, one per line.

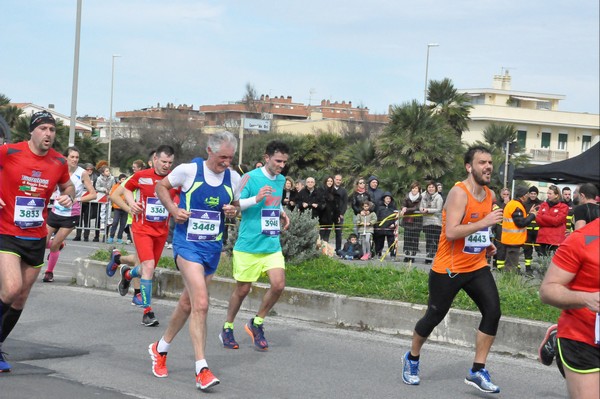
left=472, top=362, right=485, bottom=372
left=134, top=288, right=141, bottom=295
left=1, top=307, right=23, bottom=342
left=114, top=254, right=122, bottom=264
left=408, top=352, right=420, bottom=361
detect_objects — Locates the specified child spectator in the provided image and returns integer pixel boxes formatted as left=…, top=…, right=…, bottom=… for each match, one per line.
left=337, top=233, right=363, bottom=260
left=356, top=200, right=377, bottom=260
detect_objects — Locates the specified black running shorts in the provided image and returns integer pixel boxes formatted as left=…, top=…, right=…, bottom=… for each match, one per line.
left=557, top=337, right=600, bottom=373
left=0, top=234, right=47, bottom=267
left=47, top=212, right=79, bottom=229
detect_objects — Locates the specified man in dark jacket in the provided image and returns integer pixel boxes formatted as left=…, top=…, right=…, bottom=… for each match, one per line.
left=367, top=176, right=384, bottom=210
left=333, top=174, right=348, bottom=254
left=297, top=176, right=324, bottom=219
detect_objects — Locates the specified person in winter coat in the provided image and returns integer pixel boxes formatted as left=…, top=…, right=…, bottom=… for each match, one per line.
left=337, top=233, right=363, bottom=260
left=282, top=176, right=298, bottom=212
left=400, top=181, right=423, bottom=262
left=366, top=175, right=384, bottom=210
left=297, top=176, right=325, bottom=219
left=536, top=185, right=569, bottom=257
left=350, top=178, right=372, bottom=234
left=94, top=165, right=115, bottom=233
left=420, top=181, right=444, bottom=264
left=374, top=192, right=398, bottom=259
left=356, top=200, right=377, bottom=260
left=319, top=176, right=340, bottom=243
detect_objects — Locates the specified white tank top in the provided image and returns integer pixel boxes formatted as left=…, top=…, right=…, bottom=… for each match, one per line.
left=52, top=166, right=86, bottom=217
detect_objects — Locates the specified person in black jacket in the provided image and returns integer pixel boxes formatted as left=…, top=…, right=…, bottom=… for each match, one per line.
left=399, top=181, right=423, bottom=262
left=374, top=192, right=398, bottom=258
left=350, top=178, right=371, bottom=234
left=333, top=174, right=349, bottom=253
left=282, top=176, right=298, bottom=212
left=297, top=177, right=324, bottom=219
left=319, top=176, right=340, bottom=242
left=337, top=233, right=363, bottom=260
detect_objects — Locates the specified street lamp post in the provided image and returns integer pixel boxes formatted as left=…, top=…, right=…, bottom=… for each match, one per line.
left=424, top=43, right=439, bottom=104
left=107, top=54, right=121, bottom=166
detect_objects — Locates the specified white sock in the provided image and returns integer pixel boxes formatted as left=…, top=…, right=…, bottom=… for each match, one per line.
left=195, top=359, right=208, bottom=374
left=157, top=337, right=171, bottom=353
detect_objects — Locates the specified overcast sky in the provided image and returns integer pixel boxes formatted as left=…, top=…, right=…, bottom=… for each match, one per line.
left=2, top=0, right=598, bottom=118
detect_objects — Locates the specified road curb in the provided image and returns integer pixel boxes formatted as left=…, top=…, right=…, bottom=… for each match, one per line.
left=75, top=258, right=549, bottom=360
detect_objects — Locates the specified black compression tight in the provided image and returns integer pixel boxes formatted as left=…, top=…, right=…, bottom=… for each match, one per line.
left=414, top=267, right=501, bottom=337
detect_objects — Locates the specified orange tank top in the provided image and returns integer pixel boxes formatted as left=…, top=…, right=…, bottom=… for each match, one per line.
left=432, top=182, right=493, bottom=274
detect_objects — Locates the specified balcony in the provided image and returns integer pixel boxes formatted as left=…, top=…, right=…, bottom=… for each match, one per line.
left=529, top=148, right=569, bottom=162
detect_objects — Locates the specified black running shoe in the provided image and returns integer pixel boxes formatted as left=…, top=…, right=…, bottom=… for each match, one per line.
left=42, top=271, right=54, bottom=283
left=538, top=324, right=558, bottom=366
left=118, top=265, right=131, bottom=296
left=142, top=310, right=159, bottom=327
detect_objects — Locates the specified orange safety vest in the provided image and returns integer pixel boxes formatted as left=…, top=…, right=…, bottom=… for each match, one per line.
left=501, top=200, right=527, bottom=245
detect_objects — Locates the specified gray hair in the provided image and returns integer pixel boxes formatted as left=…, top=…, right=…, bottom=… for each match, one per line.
left=207, top=131, right=238, bottom=154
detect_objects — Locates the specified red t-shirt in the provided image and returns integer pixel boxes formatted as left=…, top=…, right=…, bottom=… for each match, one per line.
left=0, top=141, right=70, bottom=238
left=124, top=168, right=175, bottom=236
left=552, top=218, right=600, bottom=347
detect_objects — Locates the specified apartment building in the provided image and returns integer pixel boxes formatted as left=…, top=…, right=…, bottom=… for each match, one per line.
left=458, top=72, right=599, bottom=165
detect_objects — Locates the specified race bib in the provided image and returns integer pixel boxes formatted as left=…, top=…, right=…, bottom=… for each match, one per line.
left=463, top=227, right=491, bottom=254
left=145, top=197, right=168, bottom=222
left=261, top=209, right=280, bottom=236
left=186, top=209, right=220, bottom=241
left=14, top=196, right=45, bottom=229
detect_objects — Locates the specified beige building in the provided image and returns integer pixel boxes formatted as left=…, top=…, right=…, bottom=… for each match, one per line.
left=458, top=72, right=599, bottom=165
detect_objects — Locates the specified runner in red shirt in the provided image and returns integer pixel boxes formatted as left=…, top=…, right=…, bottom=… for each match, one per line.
left=0, top=111, right=75, bottom=372
left=540, top=218, right=599, bottom=399
left=109, top=145, right=176, bottom=327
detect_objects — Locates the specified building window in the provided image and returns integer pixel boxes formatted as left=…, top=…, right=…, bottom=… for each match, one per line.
left=541, top=132, right=551, bottom=149
left=582, top=135, right=592, bottom=151
left=558, top=133, right=568, bottom=150
left=517, top=130, right=527, bottom=151
left=536, top=101, right=551, bottom=110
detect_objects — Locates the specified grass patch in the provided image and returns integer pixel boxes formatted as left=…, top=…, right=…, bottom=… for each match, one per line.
left=89, top=249, right=559, bottom=323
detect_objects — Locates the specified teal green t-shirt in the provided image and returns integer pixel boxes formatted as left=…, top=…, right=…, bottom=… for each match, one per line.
left=234, top=168, right=285, bottom=254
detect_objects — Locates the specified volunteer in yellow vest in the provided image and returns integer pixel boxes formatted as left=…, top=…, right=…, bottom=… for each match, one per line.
left=500, top=185, right=539, bottom=273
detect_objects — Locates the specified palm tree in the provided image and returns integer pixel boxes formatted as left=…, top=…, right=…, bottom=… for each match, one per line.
left=474, top=122, right=531, bottom=189
left=427, top=78, right=472, bottom=138
left=376, top=100, right=463, bottom=190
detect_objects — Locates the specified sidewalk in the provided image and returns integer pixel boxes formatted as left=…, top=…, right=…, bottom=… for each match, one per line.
left=74, top=257, right=550, bottom=360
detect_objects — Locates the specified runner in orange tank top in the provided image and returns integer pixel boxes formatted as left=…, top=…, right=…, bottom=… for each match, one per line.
left=401, top=146, right=504, bottom=394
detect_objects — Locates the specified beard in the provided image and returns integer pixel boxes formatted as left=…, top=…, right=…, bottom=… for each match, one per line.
left=471, top=169, right=491, bottom=186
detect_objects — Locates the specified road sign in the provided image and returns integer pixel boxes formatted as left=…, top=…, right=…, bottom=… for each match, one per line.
left=243, top=118, right=270, bottom=131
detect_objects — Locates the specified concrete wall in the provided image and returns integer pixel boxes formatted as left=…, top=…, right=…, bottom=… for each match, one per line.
left=75, top=258, right=550, bottom=360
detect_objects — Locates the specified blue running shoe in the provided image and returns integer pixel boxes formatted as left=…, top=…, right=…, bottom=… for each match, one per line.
left=219, top=327, right=239, bottom=349
left=131, top=293, right=144, bottom=307
left=401, top=351, right=420, bottom=385
left=106, top=237, right=114, bottom=244
left=106, top=249, right=121, bottom=277
left=244, top=318, right=268, bottom=350
left=0, top=351, right=11, bottom=373
left=464, top=368, right=500, bottom=393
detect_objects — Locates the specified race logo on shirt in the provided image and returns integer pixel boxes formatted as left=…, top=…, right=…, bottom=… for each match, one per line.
left=205, top=196, right=220, bottom=208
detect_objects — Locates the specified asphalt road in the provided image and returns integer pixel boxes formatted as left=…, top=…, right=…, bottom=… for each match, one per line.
left=1, top=237, right=566, bottom=398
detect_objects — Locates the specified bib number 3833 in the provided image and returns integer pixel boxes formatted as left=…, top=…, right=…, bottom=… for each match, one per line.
left=14, top=196, right=45, bottom=229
